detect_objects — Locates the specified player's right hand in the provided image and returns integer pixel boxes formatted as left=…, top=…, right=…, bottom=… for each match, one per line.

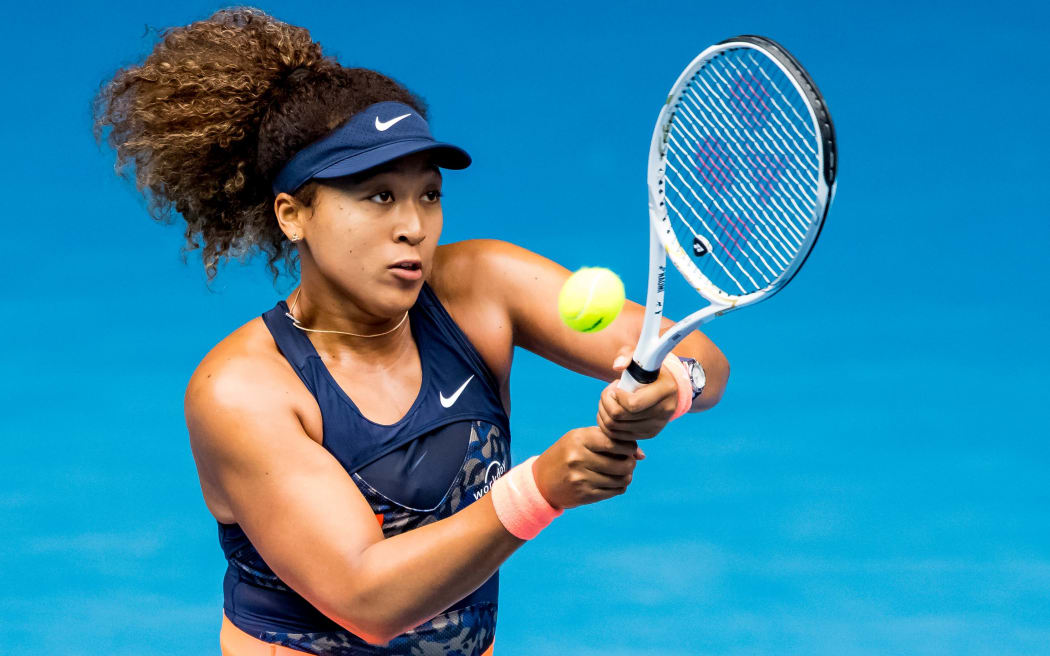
left=532, top=426, right=643, bottom=510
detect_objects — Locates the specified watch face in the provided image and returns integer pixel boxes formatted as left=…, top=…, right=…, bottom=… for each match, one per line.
left=689, top=361, right=706, bottom=390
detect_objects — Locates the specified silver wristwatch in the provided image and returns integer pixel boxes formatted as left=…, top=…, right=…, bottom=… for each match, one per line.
left=678, top=357, right=706, bottom=400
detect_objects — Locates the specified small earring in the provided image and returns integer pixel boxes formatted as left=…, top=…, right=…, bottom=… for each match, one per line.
left=290, top=233, right=301, bottom=242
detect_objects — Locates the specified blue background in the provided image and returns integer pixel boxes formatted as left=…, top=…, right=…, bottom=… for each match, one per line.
left=3, top=1, right=1048, bottom=654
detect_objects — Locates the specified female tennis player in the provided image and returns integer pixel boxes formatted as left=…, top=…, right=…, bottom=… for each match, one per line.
left=93, top=8, right=728, bottom=655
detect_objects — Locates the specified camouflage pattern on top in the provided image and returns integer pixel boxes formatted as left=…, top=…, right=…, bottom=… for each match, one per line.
left=229, top=420, right=509, bottom=655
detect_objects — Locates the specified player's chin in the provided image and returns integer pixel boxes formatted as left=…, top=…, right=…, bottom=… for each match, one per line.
left=378, top=268, right=425, bottom=306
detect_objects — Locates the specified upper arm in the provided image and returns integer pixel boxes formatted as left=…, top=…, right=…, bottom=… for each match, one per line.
left=184, top=354, right=385, bottom=637
left=457, top=240, right=728, bottom=403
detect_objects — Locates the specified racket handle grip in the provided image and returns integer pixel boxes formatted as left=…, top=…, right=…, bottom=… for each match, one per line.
left=618, top=361, right=659, bottom=391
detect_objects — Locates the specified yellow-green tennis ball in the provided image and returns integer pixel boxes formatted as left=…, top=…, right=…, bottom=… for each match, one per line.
left=558, top=267, right=625, bottom=333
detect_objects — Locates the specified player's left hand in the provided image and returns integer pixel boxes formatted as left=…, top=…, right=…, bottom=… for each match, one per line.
left=597, top=348, right=680, bottom=443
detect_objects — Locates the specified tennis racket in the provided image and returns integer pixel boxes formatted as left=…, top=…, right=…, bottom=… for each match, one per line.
left=621, top=34, right=838, bottom=391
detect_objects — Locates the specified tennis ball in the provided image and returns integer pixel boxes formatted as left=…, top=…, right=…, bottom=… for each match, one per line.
left=558, top=267, right=625, bottom=333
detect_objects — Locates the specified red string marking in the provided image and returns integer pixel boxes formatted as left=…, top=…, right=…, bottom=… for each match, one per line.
left=694, top=143, right=725, bottom=192
left=704, top=138, right=749, bottom=260
left=693, top=137, right=735, bottom=193
left=728, top=69, right=772, bottom=128
left=686, top=135, right=754, bottom=270
left=729, top=64, right=789, bottom=209
left=708, top=229, right=738, bottom=263
left=725, top=210, right=753, bottom=242
left=712, top=210, right=750, bottom=260
left=695, top=158, right=720, bottom=192
left=703, top=138, right=736, bottom=192
left=739, top=73, right=772, bottom=118
left=754, top=153, right=784, bottom=205
left=680, top=142, right=737, bottom=263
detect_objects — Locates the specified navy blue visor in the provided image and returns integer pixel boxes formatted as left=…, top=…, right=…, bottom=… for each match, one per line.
left=271, top=101, right=471, bottom=195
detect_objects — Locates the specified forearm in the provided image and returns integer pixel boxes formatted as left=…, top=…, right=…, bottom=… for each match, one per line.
left=670, top=325, right=730, bottom=412
left=335, top=493, right=523, bottom=641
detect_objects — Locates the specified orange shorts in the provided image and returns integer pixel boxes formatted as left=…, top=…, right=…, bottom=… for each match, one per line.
left=220, top=613, right=494, bottom=656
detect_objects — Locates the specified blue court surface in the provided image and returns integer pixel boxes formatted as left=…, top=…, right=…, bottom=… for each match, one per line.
left=3, top=1, right=1047, bottom=654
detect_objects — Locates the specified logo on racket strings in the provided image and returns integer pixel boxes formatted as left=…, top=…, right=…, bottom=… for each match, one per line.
left=693, top=237, right=710, bottom=256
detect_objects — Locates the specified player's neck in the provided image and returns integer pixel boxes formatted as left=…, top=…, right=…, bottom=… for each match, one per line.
left=285, top=285, right=414, bottom=363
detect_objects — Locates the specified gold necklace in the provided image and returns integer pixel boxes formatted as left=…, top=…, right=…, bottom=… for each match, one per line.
left=284, top=288, right=409, bottom=338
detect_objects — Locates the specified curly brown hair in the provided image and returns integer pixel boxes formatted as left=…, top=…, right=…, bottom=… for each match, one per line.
left=92, top=6, right=427, bottom=280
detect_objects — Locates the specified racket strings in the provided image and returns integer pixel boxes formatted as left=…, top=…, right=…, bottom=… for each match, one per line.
left=692, top=56, right=816, bottom=256
left=707, top=59, right=818, bottom=179
left=664, top=176, right=758, bottom=292
left=662, top=48, right=822, bottom=297
left=670, top=102, right=807, bottom=248
left=670, top=117, right=807, bottom=251
left=665, top=132, right=795, bottom=268
left=678, top=80, right=813, bottom=235
left=682, top=72, right=815, bottom=201
left=666, top=121, right=800, bottom=291
left=664, top=151, right=784, bottom=285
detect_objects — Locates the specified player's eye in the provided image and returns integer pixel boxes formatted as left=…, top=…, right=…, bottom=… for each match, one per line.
left=369, top=191, right=394, bottom=203
left=422, top=190, right=442, bottom=203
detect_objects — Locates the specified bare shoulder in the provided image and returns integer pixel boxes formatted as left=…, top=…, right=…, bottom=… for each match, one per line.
left=429, top=240, right=529, bottom=389
left=184, top=317, right=320, bottom=521
left=431, top=239, right=519, bottom=296
left=430, top=239, right=554, bottom=309
left=186, top=318, right=295, bottom=419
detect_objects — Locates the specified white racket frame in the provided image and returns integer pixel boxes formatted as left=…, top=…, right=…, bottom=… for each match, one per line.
left=620, top=38, right=835, bottom=391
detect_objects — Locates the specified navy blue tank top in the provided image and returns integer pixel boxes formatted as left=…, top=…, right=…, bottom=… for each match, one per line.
left=218, top=282, right=511, bottom=655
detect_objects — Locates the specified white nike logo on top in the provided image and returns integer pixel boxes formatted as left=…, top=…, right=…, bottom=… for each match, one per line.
left=439, top=375, right=474, bottom=409
left=375, top=113, right=411, bottom=131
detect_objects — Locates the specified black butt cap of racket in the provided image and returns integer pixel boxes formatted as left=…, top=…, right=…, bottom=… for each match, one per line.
left=626, top=360, right=661, bottom=385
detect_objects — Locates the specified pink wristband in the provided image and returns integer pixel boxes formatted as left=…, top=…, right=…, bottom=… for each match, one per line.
left=663, top=353, right=694, bottom=421
left=490, top=456, right=563, bottom=540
